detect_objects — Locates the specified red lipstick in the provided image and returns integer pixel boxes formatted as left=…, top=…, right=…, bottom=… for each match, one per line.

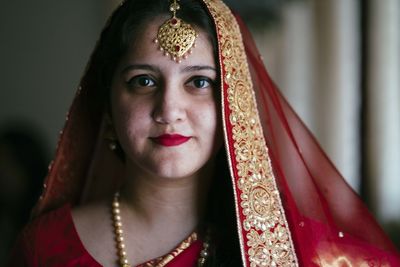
left=151, top=134, right=191, bottom=147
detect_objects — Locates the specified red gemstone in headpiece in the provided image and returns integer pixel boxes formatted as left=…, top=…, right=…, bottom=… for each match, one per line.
left=171, top=18, right=178, bottom=25
left=175, top=45, right=180, bottom=52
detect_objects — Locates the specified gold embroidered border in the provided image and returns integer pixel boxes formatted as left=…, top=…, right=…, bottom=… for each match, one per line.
left=203, top=1, right=298, bottom=266
left=141, top=232, right=198, bottom=267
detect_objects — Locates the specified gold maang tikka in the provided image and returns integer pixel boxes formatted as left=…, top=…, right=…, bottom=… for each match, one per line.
left=154, top=0, right=198, bottom=63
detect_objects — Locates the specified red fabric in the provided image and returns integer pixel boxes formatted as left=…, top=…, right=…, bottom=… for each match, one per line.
left=235, top=13, right=400, bottom=265
left=9, top=205, right=202, bottom=267
left=12, top=0, right=400, bottom=265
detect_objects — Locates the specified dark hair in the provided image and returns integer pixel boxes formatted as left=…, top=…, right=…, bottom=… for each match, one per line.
left=91, top=0, right=241, bottom=265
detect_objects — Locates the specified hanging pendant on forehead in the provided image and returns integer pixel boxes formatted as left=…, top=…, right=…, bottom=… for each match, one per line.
left=154, top=0, right=198, bottom=63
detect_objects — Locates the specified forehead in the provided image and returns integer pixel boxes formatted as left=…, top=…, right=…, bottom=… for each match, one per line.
left=119, top=16, right=215, bottom=69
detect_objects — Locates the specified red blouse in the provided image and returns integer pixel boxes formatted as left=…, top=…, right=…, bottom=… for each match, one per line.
left=8, top=205, right=203, bottom=267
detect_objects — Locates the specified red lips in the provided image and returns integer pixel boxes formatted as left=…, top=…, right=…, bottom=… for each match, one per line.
left=151, top=134, right=191, bottom=147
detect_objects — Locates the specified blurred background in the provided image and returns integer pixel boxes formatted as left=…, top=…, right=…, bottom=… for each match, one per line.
left=0, top=0, right=399, bottom=262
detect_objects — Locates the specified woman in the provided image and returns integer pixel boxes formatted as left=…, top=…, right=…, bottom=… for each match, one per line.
left=9, top=0, right=400, bottom=266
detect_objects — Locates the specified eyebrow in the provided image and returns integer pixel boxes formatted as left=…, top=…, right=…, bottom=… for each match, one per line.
left=121, top=64, right=216, bottom=74
left=121, top=64, right=160, bottom=74
left=181, top=65, right=217, bottom=73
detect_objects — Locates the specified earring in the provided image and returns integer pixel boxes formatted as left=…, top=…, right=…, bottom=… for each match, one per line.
left=104, top=114, right=118, bottom=152
left=109, top=140, right=118, bottom=151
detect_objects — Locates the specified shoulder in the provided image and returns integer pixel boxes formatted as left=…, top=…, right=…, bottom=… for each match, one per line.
left=9, top=205, right=97, bottom=267
left=14, top=205, right=73, bottom=254
left=26, top=204, right=74, bottom=245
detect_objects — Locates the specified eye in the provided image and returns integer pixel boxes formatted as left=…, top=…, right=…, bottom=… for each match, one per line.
left=187, top=76, right=215, bottom=91
left=193, top=78, right=209, bottom=88
left=126, top=75, right=156, bottom=89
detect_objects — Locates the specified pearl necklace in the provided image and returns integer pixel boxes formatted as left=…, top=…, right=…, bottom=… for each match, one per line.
left=111, top=192, right=210, bottom=267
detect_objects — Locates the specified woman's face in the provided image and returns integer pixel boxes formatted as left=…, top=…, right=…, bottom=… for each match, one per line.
left=110, top=17, right=222, bottom=180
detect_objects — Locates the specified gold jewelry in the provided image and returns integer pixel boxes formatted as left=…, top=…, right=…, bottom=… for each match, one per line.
left=112, top=192, right=131, bottom=267
left=104, top=114, right=119, bottom=152
left=154, top=0, right=198, bottom=63
left=109, top=141, right=118, bottom=151
left=111, top=192, right=210, bottom=267
left=197, top=230, right=210, bottom=266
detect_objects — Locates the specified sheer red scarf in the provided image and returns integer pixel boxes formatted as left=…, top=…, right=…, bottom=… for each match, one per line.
left=237, top=13, right=400, bottom=266
left=32, top=0, right=399, bottom=266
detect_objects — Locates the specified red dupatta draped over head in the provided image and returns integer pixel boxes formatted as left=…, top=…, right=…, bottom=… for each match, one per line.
left=33, top=0, right=400, bottom=266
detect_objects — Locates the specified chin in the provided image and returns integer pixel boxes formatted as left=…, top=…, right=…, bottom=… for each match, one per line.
left=128, top=156, right=204, bottom=180
left=149, top=164, right=202, bottom=181
left=125, top=148, right=214, bottom=181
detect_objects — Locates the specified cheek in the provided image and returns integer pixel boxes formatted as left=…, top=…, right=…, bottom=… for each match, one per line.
left=208, top=100, right=223, bottom=149
left=196, top=101, right=221, bottom=140
left=112, top=96, right=151, bottom=141
left=197, top=104, right=223, bottom=158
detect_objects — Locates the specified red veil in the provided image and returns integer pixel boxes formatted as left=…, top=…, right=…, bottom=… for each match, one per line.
left=32, top=0, right=399, bottom=266
left=237, top=12, right=400, bottom=266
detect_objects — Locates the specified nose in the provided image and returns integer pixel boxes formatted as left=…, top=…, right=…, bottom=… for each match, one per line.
left=152, top=85, right=186, bottom=125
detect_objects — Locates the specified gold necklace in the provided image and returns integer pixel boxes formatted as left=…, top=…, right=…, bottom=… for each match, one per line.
left=111, top=192, right=210, bottom=267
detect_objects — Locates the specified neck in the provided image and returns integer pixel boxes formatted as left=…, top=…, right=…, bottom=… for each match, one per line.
left=120, top=161, right=214, bottom=236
